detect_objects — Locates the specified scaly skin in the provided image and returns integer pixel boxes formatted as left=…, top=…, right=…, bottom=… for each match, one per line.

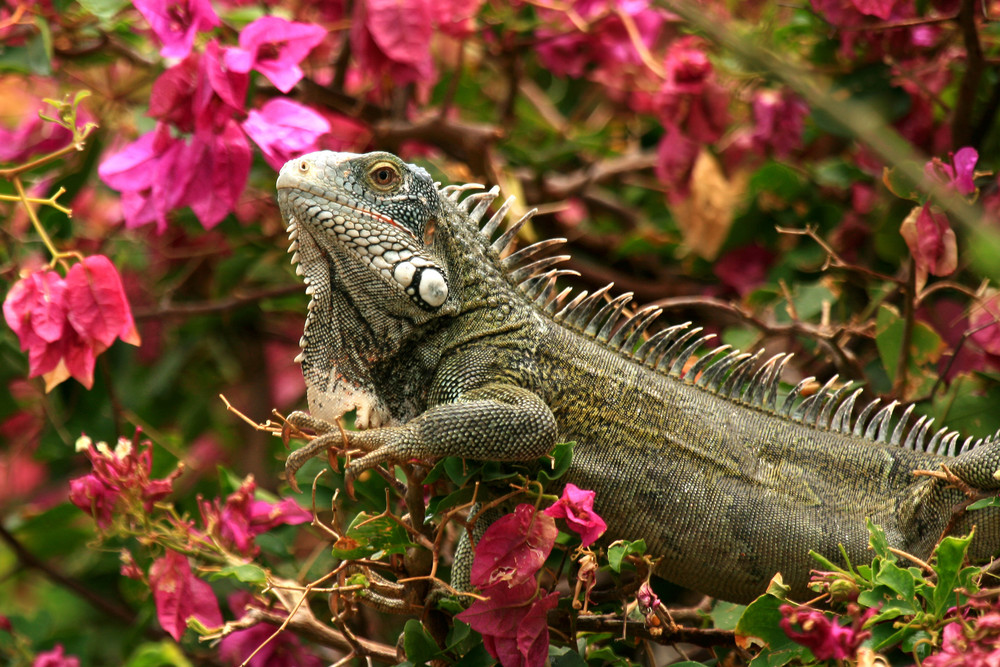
left=276, top=150, right=1000, bottom=604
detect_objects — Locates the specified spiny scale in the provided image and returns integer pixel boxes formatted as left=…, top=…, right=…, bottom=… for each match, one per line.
left=443, top=182, right=999, bottom=458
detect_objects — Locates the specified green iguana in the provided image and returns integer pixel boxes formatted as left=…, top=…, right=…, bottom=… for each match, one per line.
left=276, top=150, right=1000, bottom=605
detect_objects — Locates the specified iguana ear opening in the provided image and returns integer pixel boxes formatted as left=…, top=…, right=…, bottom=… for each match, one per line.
left=423, top=217, right=437, bottom=246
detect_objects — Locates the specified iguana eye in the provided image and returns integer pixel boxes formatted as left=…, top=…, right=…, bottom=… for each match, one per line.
left=368, top=162, right=401, bottom=190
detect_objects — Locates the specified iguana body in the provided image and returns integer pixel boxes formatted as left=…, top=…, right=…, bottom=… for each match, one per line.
left=276, top=150, right=1000, bottom=604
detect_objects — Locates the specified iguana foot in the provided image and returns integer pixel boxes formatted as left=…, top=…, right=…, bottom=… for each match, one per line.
left=283, top=411, right=349, bottom=492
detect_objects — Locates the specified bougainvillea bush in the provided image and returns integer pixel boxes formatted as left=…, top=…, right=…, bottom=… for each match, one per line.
left=2, top=0, right=1000, bottom=665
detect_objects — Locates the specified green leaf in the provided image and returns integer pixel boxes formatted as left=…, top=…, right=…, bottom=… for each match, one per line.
left=403, top=619, right=441, bottom=665
left=930, top=531, right=973, bottom=616
left=451, top=644, right=495, bottom=666
left=607, top=539, right=646, bottom=573
left=549, top=645, right=589, bottom=667
left=865, top=518, right=896, bottom=562
left=711, top=601, right=747, bottom=631
left=735, top=595, right=812, bottom=667
left=427, top=485, right=477, bottom=518
left=537, top=441, right=574, bottom=483
left=968, top=496, right=1000, bottom=510
left=882, top=165, right=922, bottom=202
left=875, top=305, right=943, bottom=383
left=77, top=0, right=130, bottom=21
left=210, top=564, right=267, bottom=585
left=873, top=560, right=914, bottom=599
left=331, top=511, right=415, bottom=560
left=125, top=641, right=194, bottom=667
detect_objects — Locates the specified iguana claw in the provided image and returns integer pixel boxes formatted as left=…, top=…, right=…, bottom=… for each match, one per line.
left=283, top=411, right=347, bottom=493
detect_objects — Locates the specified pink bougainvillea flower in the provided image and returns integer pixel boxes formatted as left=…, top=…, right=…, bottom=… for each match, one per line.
left=751, top=89, right=809, bottom=157
left=100, top=118, right=251, bottom=231
left=31, top=644, right=81, bottom=667
left=149, top=549, right=223, bottom=641
left=69, top=433, right=180, bottom=528
left=899, top=203, right=957, bottom=287
left=925, top=146, right=978, bottom=196
left=242, top=98, right=331, bottom=170
left=535, top=0, right=668, bottom=78
left=224, top=16, right=326, bottom=93
left=0, top=415, right=47, bottom=509
left=149, top=41, right=248, bottom=134
left=431, top=0, right=485, bottom=37
left=65, top=255, right=141, bottom=351
left=0, top=110, right=73, bottom=164
left=637, top=581, right=660, bottom=613
left=98, top=124, right=186, bottom=232
left=543, top=483, right=607, bottom=547
left=662, top=36, right=713, bottom=95
left=470, top=504, right=557, bottom=589
left=714, top=244, right=775, bottom=298
left=199, top=476, right=311, bottom=557
left=655, top=124, right=700, bottom=204
left=657, top=37, right=729, bottom=144
left=971, top=292, right=1000, bottom=356
left=177, top=121, right=252, bottom=229
left=3, top=256, right=140, bottom=390
left=351, top=0, right=436, bottom=89
left=133, top=0, right=220, bottom=60
left=924, top=604, right=1000, bottom=667
left=457, top=580, right=559, bottom=667
left=780, top=604, right=874, bottom=661
left=68, top=473, right=120, bottom=529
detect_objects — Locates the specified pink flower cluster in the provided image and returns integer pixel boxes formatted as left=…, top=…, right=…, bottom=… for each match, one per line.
left=3, top=255, right=140, bottom=391
left=31, top=644, right=80, bottom=667
left=99, top=13, right=329, bottom=232
left=198, top=476, right=311, bottom=557
left=898, top=148, right=978, bottom=288
left=68, top=433, right=179, bottom=529
left=779, top=603, right=874, bottom=661
left=456, top=485, right=607, bottom=667
left=925, top=604, right=1000, bottom=667
left=149, top=549, right=223, bottom=641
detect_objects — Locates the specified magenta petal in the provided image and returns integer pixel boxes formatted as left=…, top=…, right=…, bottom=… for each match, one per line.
left=232, top=17, right=327, bottom=93
left=64, top=256, right=134, bottom=349
left=470, top=504, right=557, bottom=589
left=98, top=132, right=162, bottom=192
left=242, top=98, right=331, bottom=170
left=149, top=550, right=223, bottom=641
left=952, top=146, right=978, bottom=195
left=223, top=46, right=255, bottom=74
left=133, top=0, right=220, bottom=60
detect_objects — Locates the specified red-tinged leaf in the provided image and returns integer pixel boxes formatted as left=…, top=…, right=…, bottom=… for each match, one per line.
left=64, top=256, right=139, bottom=350
left=470, top=504, right=556, bottom=589
left=149, top=550, right=222, bottom=641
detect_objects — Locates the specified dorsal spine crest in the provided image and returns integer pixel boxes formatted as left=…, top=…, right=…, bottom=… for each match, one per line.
left=444, top=182, right=995, bottom=458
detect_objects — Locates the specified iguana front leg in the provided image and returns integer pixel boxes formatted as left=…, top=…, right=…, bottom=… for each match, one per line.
left=285, top=384, right=558, bottom=491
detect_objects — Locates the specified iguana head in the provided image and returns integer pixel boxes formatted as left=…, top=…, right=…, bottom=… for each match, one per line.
left=276, top=151, right=474, bottom=428
left=277, top=151, right=452, bottom=318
